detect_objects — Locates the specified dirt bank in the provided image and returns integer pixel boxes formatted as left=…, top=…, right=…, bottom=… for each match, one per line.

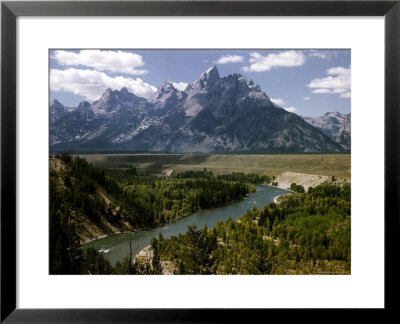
left=274, top=172, right=350, bottom=191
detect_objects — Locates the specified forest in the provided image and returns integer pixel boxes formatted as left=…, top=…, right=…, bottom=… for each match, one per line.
left=49, top=153, right=257, bottom=274
left=50, top=153, right=350, bottom=275
left=152, top=183, right=351, bottom=274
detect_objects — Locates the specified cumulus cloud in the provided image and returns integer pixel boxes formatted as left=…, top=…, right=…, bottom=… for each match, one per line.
left=270, top=98, right=285, bottom=106
left=171, top=82, right=189, bottom=91
left=284, top=107, right=297, bottom=113
left=51, top=50, right=148, bottom=75
left=214, top=55, right=245, bottom=64
left=243, top=50, right=306, bottom=72
left=307, top=66, right=351, bottom=98
left=50, top=68, right=157, bottom=101
left=303, top=96, right=311, bottom=100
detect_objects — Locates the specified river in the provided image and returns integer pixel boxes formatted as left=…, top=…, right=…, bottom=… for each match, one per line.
left=83, top=185, right=290, bottom=265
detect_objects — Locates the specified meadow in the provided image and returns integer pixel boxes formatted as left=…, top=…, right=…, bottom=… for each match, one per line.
left=80, top=154, right=351, bottom=179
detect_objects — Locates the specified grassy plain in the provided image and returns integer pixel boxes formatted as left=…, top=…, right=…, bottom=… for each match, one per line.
left=80, top=154, right=351, bottom=179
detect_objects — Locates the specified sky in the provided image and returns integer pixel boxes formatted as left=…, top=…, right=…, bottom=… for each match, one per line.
left=49, top=49, right=351, bottom=117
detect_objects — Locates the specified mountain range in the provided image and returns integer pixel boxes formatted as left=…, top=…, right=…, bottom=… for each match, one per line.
left=50, top=66, right=349, bottom=153
left=49, top=99, right=76, bottom=124
left=304, top=112, right=351, bottom=150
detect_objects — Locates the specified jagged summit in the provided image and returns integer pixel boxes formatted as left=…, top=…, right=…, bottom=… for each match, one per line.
left=146, top=81, right=186, bottom=112
left=49, top=99, right=77, bottom=124
left=50, top=67, right=347, bottom=153
left=304, top=111, right=351, bottom=151
left=201, top=65, right=220, bottom=80
left=77, top=101, right=91, bottom=110
left=51, top=98, right=62, bottom=106
left=101, top=87, right=114, bottom=98
left=204, top=65, right=219, bottom=75
left=159, top=81, right=176, bottom=91
left=149, top=81, right=182, bottom=101
left=120, top=87, right=131, bottom=94
left=192, top=65, right=220, bottom=90
left=90, top=87, right=146, bottom=115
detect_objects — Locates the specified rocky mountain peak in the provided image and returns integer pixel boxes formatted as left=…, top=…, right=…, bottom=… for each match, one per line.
left=51, top=99, right=63, bottom=107
left=304, top=111, right=350, bottom=151
left=149, top=81, right=178, bottom=102
left=77, top=101, right=91, bottom=110
left=223, top=73, right=262, bottom=91
left=91, top=87, right=145, bottom=115
left=50, top=99, right=75, bottom=124
left=103, top=87, right=114, bottom=96
left=50, top=67, right=347, bottom=153
left=147, top=81, right=186, bottom=113
left=160, top=81, right=176, bottom=92
left=192, top=65, right=220, bottom=90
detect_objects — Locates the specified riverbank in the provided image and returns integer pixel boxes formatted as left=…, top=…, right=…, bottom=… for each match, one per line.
left=80, top=186, right=257, bottom=246
left=135, top=245, right=177, bottom=275
left=80, top=185, right=290, bottom=266
left=274, top=172, right=350, bottom=191
left=273, top=192, right=292, bottom=204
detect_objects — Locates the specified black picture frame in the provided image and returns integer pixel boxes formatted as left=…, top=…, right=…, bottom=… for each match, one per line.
left=1, top=0, right=399, bottom=322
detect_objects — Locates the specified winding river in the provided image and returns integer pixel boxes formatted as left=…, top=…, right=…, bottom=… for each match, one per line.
left=83, top=185, right=290, bottom=265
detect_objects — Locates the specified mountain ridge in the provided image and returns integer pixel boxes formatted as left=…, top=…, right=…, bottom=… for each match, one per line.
left=50, top=66, right=346, bottom=153
left=304, top=111, right=351, bottom=150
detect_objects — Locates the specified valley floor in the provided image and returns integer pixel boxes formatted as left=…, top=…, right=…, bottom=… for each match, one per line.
left=81, top=153, right=351, bottom=178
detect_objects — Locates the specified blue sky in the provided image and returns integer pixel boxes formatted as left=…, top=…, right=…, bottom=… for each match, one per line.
left=49, top=49, right=350, bottom=117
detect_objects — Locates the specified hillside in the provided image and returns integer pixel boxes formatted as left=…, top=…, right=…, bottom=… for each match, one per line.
left=50, top=155, right=133, bottom=245
left=49, top=153, right=257, bottom=274
left=149, top=182, right=351, bottom=275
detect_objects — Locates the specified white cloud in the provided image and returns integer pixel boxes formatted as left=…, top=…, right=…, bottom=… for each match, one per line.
left=307, top=66, right=351, bottom=98
left=51, top=50, right=148, bottom=75
left=171, top=82, right=189, bottom=91
left=332, top=88, right=347, bottom=94
left=243, top=50, right=306, bottom=72
left=270, top=98, right=298, bottom=113
left=214, top=55, right=245, bottom=64
left=309, top=50, right=331, bottom=59
left=270, top=98, right=285, bottom=106
left=284, top=107, right=297, bottom=113
left=311, top=89, right=332, bottom=94
left=50, top=68, right=157, bottom=101
left=303, top=96, right=311, bottom=100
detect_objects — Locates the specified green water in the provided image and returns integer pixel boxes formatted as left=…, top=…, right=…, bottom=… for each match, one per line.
left=83, top=185, right=290, bottom=265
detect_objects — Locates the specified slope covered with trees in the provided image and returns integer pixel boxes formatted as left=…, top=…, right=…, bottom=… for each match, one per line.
left=151, top=183, right=351, bottom=274
left=49, top=153, right=255, bottom=274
